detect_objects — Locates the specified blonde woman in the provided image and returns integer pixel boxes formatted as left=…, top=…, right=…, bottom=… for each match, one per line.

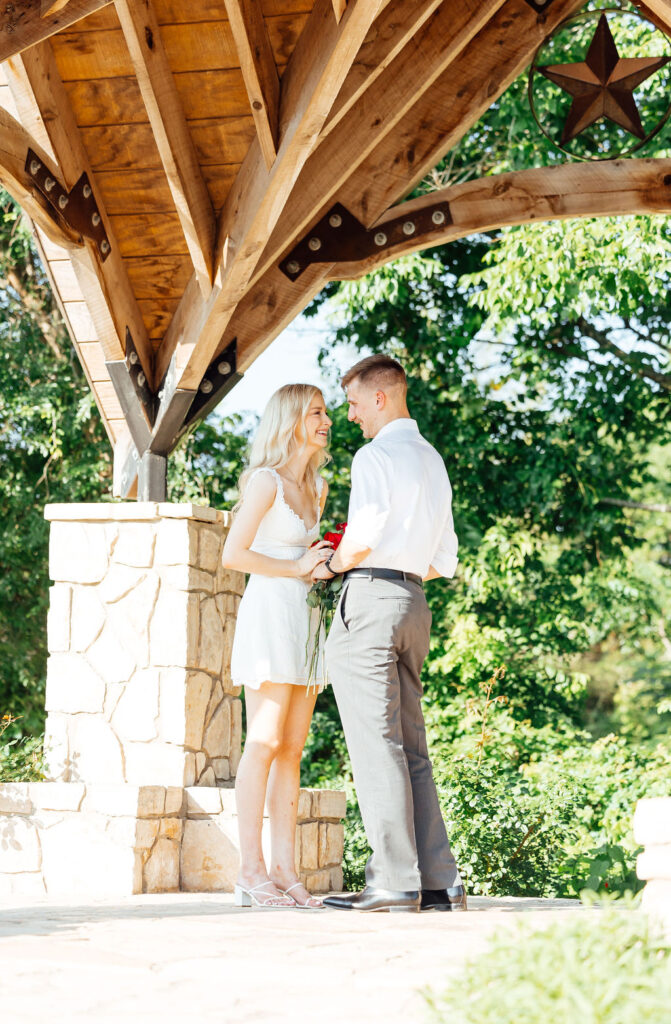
left=222, top=384, right=333, bottom=909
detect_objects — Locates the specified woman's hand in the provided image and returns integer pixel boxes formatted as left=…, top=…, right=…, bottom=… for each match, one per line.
left=296, top=540, right=332, bottom=577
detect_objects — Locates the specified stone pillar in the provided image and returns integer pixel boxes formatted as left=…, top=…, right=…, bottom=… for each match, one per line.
left=0, top=502, right=348, bottom=897
left=635, top=797, right=671, bottom=938
left=43, top=503, right=243, bottom=788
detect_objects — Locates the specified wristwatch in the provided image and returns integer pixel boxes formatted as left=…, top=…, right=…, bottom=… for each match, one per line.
left=325, top=552, right=342, bottom=575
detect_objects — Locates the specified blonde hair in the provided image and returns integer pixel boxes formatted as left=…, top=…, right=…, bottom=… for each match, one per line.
left=235, top=384, right=330, bottom=510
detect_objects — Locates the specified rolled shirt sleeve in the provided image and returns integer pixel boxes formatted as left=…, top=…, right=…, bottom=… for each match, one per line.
left=344, top=446, right=392, bottom=550
left=430, top=504, right=459, bottom=579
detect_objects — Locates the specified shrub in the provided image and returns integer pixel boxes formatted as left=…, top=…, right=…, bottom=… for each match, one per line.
left=0, top=714, right=45, bottom=782
left=424, top=904, right=671, bottom=1024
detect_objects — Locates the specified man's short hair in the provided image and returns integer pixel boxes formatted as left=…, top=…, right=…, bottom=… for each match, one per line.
left=342, top=354, right=407, bottom=393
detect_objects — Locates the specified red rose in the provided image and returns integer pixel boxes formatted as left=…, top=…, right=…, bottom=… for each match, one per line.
left=324, top=522, right=347, bottom=549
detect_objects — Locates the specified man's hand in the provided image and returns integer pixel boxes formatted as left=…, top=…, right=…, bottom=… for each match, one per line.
left=311, top=561, right=336, bottom=582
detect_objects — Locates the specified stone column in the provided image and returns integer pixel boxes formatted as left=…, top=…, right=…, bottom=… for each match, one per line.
left=43, top=503, right=243, bottom=788
left=635, top=797, right=671, bottom=938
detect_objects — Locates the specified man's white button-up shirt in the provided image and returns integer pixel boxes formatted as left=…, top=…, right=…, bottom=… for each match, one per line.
left=344, top=417, right=458, bottom=579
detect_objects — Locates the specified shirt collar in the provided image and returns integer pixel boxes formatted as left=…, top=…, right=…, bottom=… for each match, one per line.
left=372, top=418, right=419, bottom=443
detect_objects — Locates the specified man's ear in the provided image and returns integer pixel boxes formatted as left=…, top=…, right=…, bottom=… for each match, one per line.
left=376, top=390, right=385, bottom=408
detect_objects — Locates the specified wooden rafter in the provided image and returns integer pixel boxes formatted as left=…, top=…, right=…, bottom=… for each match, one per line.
left=6, top=42, right=154, bottom=375
left=332, top=1, right=347, bottom=22
left=328, top=159, right=671, bottom=278
left=157, top=0, right=388, bottom=390
left=638, top=1, right=671, bottom=33
left=0, top=0, right=112, bottom=63
left=114, top=0, right=216, bottom=297
left=223, top=0, right=280, bottom=172
left=0, top=104, right=83, bottom=250
left=41, top=1, right=75, bottom=15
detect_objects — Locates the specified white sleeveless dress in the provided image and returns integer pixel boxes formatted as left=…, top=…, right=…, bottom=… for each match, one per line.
left=230, top=467, right=327, bottom=691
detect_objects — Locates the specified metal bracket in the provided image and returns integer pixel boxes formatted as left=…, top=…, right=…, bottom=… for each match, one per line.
left=279, top=201, right=452, bottom=281
left=105, top=328, right=156, bottom=452
left=522, top=0, right=559, bottom=14
left=182, top=339, right=241, bottom=433
left=26, top=148, right=111, bottom=262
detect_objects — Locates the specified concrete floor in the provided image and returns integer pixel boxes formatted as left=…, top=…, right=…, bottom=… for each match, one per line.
left=0, top=893, right=587, bottom=1024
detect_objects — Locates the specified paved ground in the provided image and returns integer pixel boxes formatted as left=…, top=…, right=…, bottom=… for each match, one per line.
left=0, top=893, right=588, bottom=1024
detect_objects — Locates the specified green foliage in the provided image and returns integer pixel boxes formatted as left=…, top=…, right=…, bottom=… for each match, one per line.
left=424, top=905, right=671, bottom=1024
left=0, top=714, right=44, bottom=782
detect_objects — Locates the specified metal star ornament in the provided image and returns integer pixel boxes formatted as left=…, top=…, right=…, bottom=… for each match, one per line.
left=538, top=13, right=671, bottom=144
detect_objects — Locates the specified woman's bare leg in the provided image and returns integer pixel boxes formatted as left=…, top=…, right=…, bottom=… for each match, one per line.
left=235, top=681, right=292, bottom=898
left=267, top=685, right=320, bottom=906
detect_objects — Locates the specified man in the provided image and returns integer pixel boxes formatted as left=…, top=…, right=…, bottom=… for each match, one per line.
left=313, top=354, right=466, bottom=914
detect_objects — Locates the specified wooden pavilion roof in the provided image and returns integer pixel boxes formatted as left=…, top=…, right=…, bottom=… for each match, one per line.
left=1, top=0, right=670, bottom=497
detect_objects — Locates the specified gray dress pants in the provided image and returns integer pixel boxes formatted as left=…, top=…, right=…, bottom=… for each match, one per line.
left=325, top=575, right=461, bottom=892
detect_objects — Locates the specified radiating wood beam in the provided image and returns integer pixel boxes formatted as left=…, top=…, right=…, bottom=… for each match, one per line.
left=638, top=1, right=671, bottom=33
left=114, top=0, right=216, bottom=296
left=41, top=0, right=75, bottom=15
left=157, top=0, right=387, bottom=389
left=0, top=104, right=83, bottom=250
left=7, top=42, right=154, bottom=376
left=223, top=0, right=280, bottom=172
left=332, top=0, right=347, bottom=22
left=329, top=159, right=671, bottom=278
left=0, top=0, right=112, bottom=63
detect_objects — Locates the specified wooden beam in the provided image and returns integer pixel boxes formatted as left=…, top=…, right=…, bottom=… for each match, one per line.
left=114, top=0, right=216, bottom=296
left=6, top=42, right=154, bottom=376
left=223, top=0, right=280, bottom=172
left=332, top=0, right=347, bottom=22
left=156, top=0, right=387, bottom=388
left=0, top=0, right=112, bottom=63
left=327, top=159, right=671, bottom=278
left=638, top=1, right=671, bottom=33
left=0, top=104, right=83, bottom=250
left=41, top=0, right=75, bottom=15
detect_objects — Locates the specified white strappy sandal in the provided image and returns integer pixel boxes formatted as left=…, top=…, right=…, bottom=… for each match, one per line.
left=233, top=881, right=296, bottom=909
left=278, top=881, right=325, bottom=910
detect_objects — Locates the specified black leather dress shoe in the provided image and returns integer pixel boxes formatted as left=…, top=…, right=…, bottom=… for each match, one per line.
left=420, top=886, right=468, bottom=912
left=323, top=887, right=421, bottom=913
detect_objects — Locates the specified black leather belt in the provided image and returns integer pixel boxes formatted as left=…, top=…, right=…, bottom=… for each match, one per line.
left=345, top=567, right=423, bottom=587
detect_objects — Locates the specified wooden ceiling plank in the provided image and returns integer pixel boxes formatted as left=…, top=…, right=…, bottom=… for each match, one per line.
left=7, top=42, right=154, bottom=378
left=0, top=0, right=113, bottom=63
left=114, top=0, right=216, bottom=295
left=0, top=104, right=83, bottom=250
left=223, top=0, right=280, bottom=171
left=328, top=159, right=671, bottom=278
left=156, top=0, right=388, bottom=388
left=251, top=0, right=508, bottom=300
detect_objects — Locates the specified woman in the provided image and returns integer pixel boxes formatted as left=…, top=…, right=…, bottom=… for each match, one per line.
left=222, top=384, right=333, bottom=909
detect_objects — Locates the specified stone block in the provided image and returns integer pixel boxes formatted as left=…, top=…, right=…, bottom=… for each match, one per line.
left=199, top=767, right=216, bottom=786
left=184, top=752, right=196, bottom=787
left=0, top=872, right=46, bottom=896
left=181, top=818, right=239, bottom=892
left=199, top=528, right=221, bottom=574
left=330, top=866, right=344, bottom=892
left=230, top=699, right=243, bottom=776
left=137, top=787, right=166, bottom=817
left=160, top=818, right=183, bottom=841
left=212, top=758, right=230, bottom=782
left=40, top=814, right=140, bottom=896
left=184, top=672, right=213, bottom=749
left=299, top=821, right=319, bottom=871
left=319, top=822, right=344, bottom=867
left=0, top=783, right=33, bottom=814
left=82, top=785, right=144, bottom=817
left=203, top=700, right=231, bottom=760
left=195, top=752, right=206, bottom=777
left=634, top=798, right=671, bottom=845
left=87, top=621, right=136, bottom=684
left=47, top=584, right=71, bottom=653
left=98, top=564, right=144, bottom=604
left=154, top=518, right=198, bottom=567
left=45, top=503, right=158, bottom=522
left=185, top=787, right=222, bottom=815
left=158, top=504, right=217, bottom=523
left=49, top=521, right=109, bottom=583
left=43, top=714, right=69, bottom=781
left=297, top=790, right=312, bottom=821
left=637, top=845, right=671, bottom=881
left=165, top=787, right=184, bottom=815
left=70, top=588, right=105, bottom=651
left=124, top=742, right=186, bottom=787
left=106, top=571, right=160, bottom=668
left=135, top=819, right=160, bottom=849
left=29, top=782, right=85, bottom=812
left=68, top=716, right=125, bottom=784
left=144, top=838, right=180, bottom=892
left=45, top=654, right=106, bottom=714
left=111, top=669, right=160, bottom=742
left=198, top=597, right=225, bottom=675
left=302, top=869, right=331, bottom=894
left=150, top=590, right=199, bottom=668
left=311, top=789, right=347, bottom=820
left=113, top=523, right=156, bottom=568
left=0, top=817, right=41, bottom=872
